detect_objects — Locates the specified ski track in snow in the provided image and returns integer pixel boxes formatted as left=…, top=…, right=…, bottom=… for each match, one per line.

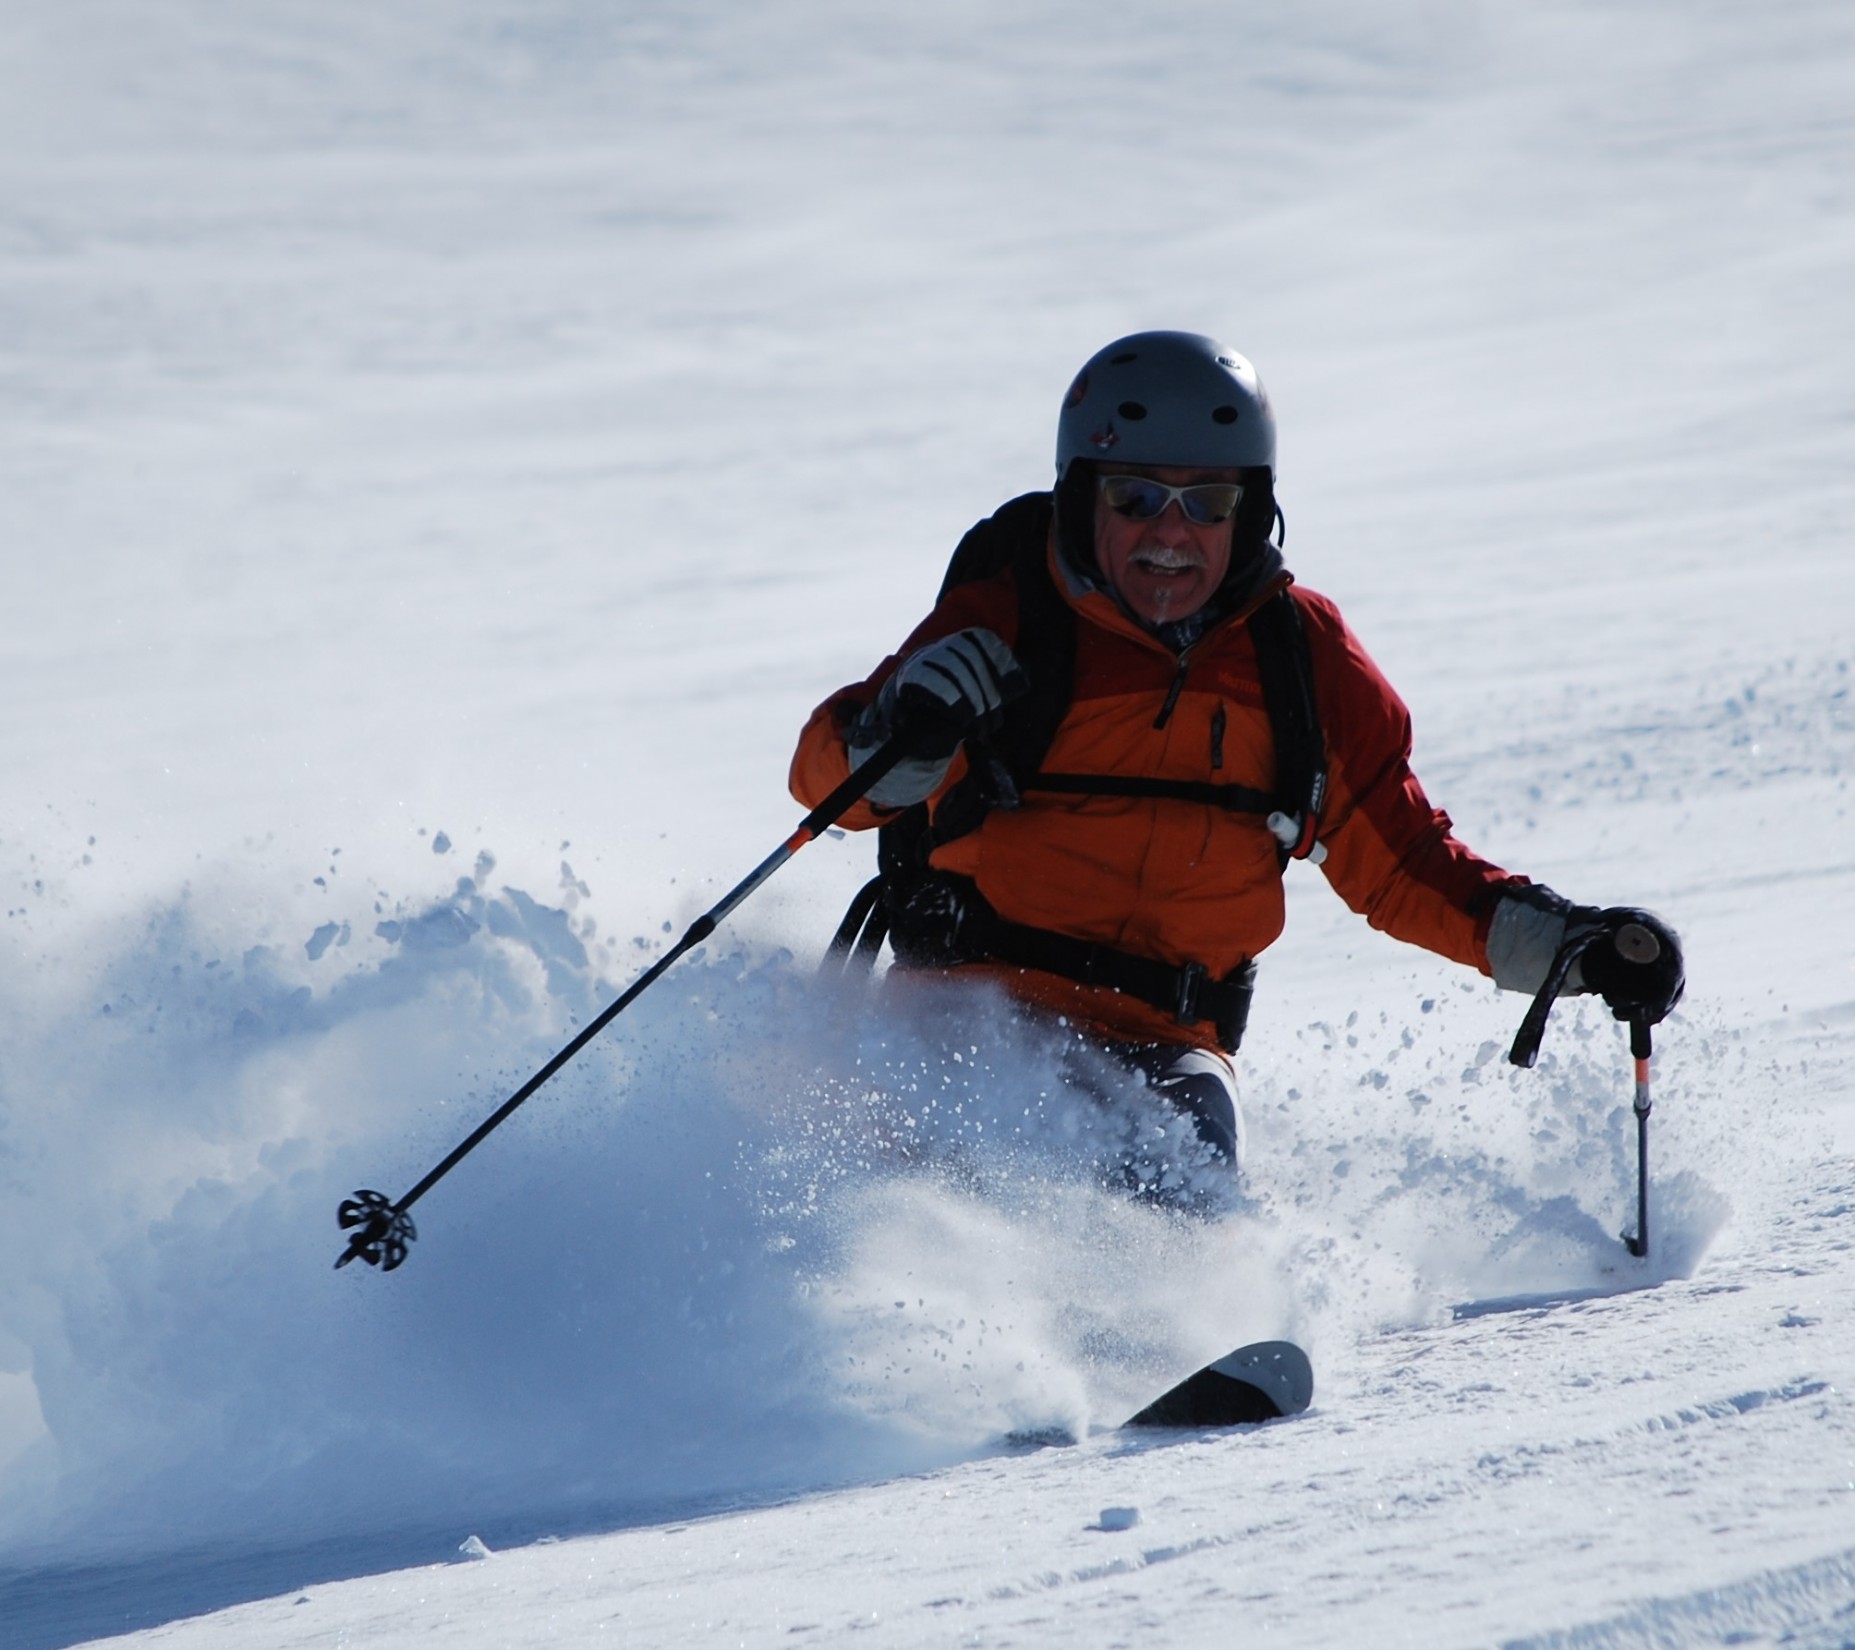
left=2, top=0, right=1854, bottom=1645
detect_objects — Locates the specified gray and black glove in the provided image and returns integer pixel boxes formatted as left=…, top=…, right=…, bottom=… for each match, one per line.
left=847, top=628, right=1027, bottom=809
left=1489, top=886, right=1685, bottom=1025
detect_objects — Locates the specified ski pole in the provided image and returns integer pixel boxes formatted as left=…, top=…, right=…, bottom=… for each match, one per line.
left=1509, top=915, right=1663, bottom=1260
left=335, top=734, right=915, bottom=1272
left=1623, top=1012, right=1652, bottom=1258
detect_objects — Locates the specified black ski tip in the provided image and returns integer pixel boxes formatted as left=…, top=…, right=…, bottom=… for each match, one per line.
left=1123, top=1340, right=1314, bottom=1430
left=335, top=1189, right=416, bottom=1271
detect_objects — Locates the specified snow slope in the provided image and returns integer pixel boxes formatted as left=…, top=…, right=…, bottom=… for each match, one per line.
left=1, top=1, right=1852, bottom=1645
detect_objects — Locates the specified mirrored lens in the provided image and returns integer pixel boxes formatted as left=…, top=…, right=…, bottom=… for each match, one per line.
left=1177, top=484, right=1242, bottom=525
left=1099, top=476, right=1170, bottom=519
left=1098, top=476, right=1243, bottom=525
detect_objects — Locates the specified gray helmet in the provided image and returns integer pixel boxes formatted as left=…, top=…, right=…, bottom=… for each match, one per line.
left=1055, top=331, right=1275, bottom=479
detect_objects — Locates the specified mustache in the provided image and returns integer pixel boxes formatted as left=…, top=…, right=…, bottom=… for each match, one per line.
left=1129, top=545, right=1206, bottom=569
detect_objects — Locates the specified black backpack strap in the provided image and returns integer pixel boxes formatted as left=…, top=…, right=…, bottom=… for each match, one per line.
left=994, top=506, right=1073, bottom=787
left=820, top=801, right=929, bottom=982
left=821, top=495, right=1071, bottom=982
left=821, top=874, right=886, bottom=979
left=924, top=494, right=1073, bottom=847
left=1248, top=588, right=1327, bottom=860
left=936, top=492, right=1055, bottom=601
left=1021, top=773, right=1277, bottom=812
left=888, top=870, right=1259, bottom=1052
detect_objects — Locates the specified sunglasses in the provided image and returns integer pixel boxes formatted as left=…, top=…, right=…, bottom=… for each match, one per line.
left=1097, top=474, right=1245, bottom=526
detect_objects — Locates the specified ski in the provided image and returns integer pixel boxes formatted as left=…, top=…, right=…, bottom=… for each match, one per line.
left=1122, top=1339, right=1314, bottom=1429
left=999, top=1339, right=1314, bottom=1450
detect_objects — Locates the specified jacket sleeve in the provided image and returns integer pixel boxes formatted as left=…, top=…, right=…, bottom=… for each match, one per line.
left=788, top=574, right=1022, bottom=832
left=1300, top=591, right=1529, bottom=974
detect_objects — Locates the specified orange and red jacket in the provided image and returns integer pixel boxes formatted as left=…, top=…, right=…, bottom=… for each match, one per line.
left=790, top=528, right=1527, bottom=1050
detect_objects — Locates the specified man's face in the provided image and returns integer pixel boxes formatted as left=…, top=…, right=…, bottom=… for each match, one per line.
left=1092, top=464, right=1238, bottom=626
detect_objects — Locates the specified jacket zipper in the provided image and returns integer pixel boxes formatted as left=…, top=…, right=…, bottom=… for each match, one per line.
left=1210, top=702, right=1226, bottom=770
left=1153, top=649, right=1193, bottom=730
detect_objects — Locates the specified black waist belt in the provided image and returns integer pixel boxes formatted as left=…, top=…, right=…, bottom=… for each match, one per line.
left=888, top=873, right=1257, bottom=1052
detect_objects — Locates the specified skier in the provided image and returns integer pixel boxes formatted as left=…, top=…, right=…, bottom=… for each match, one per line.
left=789, top=331, right=1683, bottom=1192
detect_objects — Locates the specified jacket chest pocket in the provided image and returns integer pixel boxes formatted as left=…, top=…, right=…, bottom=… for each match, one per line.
left=1185, top=693, right=1273, bottom=792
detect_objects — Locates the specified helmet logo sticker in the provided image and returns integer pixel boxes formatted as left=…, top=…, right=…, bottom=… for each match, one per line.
left=1089, top=424, right=1118, bottom=451
left=1064, top=371, right=1090, bottom=408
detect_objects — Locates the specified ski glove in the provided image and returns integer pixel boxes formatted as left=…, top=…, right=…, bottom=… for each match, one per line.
left=847, top=628, right=1028, bottom=810
left=1489, top=887, right=1684, bottom=1025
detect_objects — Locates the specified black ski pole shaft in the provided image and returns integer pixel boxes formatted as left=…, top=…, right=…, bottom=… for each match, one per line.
left=335, top=735, right=914, bottom=1271
left=1624, top=1013, right=1653, bottom=1258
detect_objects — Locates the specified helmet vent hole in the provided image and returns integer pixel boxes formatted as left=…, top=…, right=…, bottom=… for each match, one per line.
left=1109, top=352, right=1138, bottom=365
left=1211, top=405, right=1239, bottom=424
left=1117, top=401, right=1148, bottom=420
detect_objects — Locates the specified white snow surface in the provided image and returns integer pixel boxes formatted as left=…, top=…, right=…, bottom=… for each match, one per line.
left=2, top=1, right=1853, bottom=1645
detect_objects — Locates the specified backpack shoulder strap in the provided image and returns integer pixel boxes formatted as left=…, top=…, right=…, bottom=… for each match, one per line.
left=994, top=501, right=1073, bottom=789
left=923, top=492, right=1073, bottom=840
left=1247, top=586, right=1328, bottom=860
left=937, top=491, right=1055, bottom=601
left=875, top=492, right=1069, bottom=835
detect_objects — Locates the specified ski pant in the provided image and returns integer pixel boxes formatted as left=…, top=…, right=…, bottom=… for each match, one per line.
left=873, top=966, right=1244, bottom=1186
left=1108, top=1042, right=1245, bottom=1173
left=1058, top=1037, right=1244, bottom=1179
